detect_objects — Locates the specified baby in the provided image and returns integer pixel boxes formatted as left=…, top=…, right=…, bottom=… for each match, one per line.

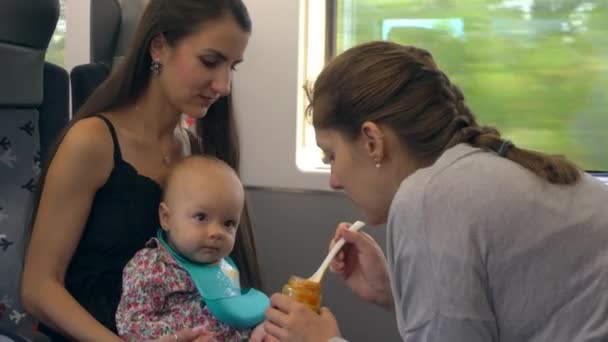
left=116, top=155, right=268, bottom=341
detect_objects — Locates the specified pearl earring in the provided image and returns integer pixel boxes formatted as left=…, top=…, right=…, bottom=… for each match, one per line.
left=150, top=60, right=163, bottom=75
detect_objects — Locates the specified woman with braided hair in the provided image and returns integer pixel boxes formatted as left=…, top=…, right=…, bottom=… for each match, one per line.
left=262, top=41, right=608, bottom=342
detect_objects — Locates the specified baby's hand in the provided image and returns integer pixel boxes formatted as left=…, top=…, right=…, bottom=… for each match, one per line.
left=155, top=326, right=213, bottom=342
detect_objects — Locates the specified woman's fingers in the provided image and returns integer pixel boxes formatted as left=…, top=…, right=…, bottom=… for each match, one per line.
left=339, top=229, right=380, bottom=255
left=265, top=307, right=289, bottom=328
left=329, top=249, right=345, bottom=273
left=334, top=222, right=352, bottom=240
left=329, top=222, right=358, bottom=275
left=266, top=293, right=298, bottom=327
left=263, top=320, right=287, bottom=341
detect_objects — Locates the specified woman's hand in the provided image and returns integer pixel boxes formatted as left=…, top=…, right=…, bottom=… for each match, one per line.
left=155, top=327, right=213, bottom=342
left=264, top=294, right=341, bottom=342
left=329, top=222, right=394, bottom=310
left=249, top=323, right=268, bottom=342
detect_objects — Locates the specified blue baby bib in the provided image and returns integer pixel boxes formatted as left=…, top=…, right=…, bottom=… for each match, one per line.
left=157, top=230, right=269, bottom=328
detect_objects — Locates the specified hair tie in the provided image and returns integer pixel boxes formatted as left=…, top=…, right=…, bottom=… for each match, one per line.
left=497, top=140, right=513, bottom=157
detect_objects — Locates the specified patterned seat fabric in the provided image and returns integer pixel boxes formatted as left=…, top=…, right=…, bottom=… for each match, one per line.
left=0, top=1, right=66, bottom=340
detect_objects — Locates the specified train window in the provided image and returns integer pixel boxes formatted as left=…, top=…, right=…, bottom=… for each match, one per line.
left=298, top=0, right=608, bottom=172
left=296, top=0, right=330, bottom=172
left=46, top=0, right=66, bottom=67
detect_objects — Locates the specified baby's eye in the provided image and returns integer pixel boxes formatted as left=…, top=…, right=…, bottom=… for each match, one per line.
left=194, top=212, right=207, bottom=221
left=224, top=220, right=238, bottom=229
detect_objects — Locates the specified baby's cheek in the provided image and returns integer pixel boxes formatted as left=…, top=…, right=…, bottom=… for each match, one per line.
left=228, top=240, right=237, bottom=253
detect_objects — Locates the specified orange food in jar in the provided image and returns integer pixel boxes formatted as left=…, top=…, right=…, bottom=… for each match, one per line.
left=282, top=275, right=322, bottom=312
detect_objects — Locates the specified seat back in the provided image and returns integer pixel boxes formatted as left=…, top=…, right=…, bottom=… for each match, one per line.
left=113, top=0, right=147, bottom=58
left=69, top=0, right=120, bottom=114
left=39, top=63, right=69, bottom=163
left=70, top=63, right=110, bottom=114
left=90, top=0, right=121, bottom=66
left=0, top=0, right=60, bottom=332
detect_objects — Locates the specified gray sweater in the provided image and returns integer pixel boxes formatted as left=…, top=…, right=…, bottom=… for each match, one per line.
left=383, top=144, right=608, bottom=341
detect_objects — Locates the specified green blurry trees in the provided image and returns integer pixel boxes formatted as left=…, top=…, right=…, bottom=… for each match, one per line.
left=335, top=0, right=608, bottom=170
left=46, top=0, right=66, bottom=68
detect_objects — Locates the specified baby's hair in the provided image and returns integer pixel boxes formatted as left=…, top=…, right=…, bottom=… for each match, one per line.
left=162, top=155, right=239, bottom=200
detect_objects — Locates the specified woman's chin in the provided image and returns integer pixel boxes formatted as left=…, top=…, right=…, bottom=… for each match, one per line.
left=360, top=210, right=387, bottom=227
left=367, top=218, right=386, bottom=227
left=183, top=108, right=209, bottom=120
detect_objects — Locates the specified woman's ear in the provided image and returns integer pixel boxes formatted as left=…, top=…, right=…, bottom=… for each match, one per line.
left=361, top=121, right=385, bottom=164
left=149, top=33, right=168, bottom=62
left=159, top=202, right=171, bottom=232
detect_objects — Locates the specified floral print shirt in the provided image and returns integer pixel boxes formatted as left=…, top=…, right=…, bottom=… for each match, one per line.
left=115, top=238, right=250, bottom=341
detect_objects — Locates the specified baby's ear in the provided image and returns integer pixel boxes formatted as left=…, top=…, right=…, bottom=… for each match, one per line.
left=159, top=202, right=171, bottom=231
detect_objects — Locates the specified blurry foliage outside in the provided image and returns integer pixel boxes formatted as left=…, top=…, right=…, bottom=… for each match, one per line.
left=335, top=0, right=608, bottom=170
left=46, top=0, right=66, bottom=68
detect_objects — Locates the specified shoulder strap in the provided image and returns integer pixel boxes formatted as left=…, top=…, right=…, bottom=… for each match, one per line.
left=92, top=115, right=122, bottom=161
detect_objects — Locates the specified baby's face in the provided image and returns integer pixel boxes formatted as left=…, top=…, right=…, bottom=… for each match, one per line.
left=160, top=159, right=244, bottom=264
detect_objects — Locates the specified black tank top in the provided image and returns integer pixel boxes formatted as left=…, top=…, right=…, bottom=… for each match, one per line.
left=39, top=115, right=161, bottom=340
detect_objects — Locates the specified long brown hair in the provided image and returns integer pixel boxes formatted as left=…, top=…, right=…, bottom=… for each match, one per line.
left=31, top=0, right=262, bottom=288
left=308, top=41, right=580, bottom=185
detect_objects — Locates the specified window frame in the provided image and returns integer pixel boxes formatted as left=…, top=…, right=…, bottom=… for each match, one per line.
left=299, top=0, right=608, bottom=174
left=295, top=0, right=335, bottom=173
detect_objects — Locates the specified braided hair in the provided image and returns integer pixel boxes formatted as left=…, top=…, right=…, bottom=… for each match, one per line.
left=308, top=41, right=580, bottom=184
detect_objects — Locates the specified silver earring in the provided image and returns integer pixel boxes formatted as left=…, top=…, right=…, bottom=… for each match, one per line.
left=150, top=60, right=163, bottom=75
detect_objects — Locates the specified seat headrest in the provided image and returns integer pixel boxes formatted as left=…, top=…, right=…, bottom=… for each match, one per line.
left=0, top=0, right=59, bottom=106
left=0, top=0, right=59, bottom=49
left=91, top=0, right=122, bottom=65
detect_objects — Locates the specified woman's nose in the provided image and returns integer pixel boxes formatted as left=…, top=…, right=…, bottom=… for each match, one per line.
left=329, top=169, right=342, bottom=190
left=211, top=68, right=232, bottom=96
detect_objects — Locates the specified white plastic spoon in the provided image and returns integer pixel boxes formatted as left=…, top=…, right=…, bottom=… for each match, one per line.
left=307, top=221, right=366, bottom=283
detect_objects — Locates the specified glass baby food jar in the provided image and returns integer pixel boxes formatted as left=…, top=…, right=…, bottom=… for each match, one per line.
left=282, top=275, right=322, bottom=312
